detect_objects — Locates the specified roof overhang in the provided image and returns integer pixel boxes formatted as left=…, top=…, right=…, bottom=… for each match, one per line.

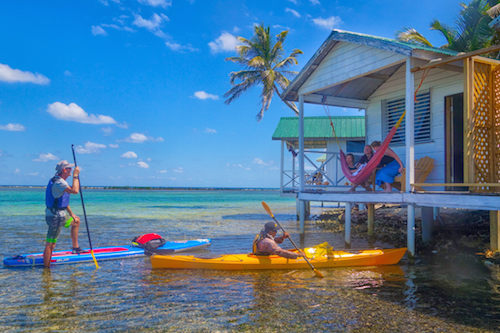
left=283, top=29, right=461, bottom=107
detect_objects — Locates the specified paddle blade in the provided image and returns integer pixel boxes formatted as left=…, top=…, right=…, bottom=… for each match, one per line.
left=261, top=201, right=274, bottom=218
left=313, top=269, right=324, bottom=278
left=90, top=250, right=99, bottom=269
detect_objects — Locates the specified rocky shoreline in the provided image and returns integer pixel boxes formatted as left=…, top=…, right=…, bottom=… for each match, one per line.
left=313, top=205, right=496, bottom=259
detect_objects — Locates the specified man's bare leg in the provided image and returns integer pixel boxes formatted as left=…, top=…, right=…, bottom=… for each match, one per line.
left=43, top=242, right=56, bottom=268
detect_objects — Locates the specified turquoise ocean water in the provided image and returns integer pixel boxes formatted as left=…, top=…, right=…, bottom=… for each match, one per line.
left=0, top=188, right=499, bottom=332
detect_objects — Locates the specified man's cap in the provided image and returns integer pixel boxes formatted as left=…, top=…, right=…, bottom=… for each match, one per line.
left=264, top=221, right=279, bottom=233
left=55, top=160, right=75, bottom=173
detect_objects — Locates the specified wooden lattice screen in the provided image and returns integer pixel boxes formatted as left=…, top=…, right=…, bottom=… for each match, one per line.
left=464, top=57, right=500, bottom=192
left=494, top=65, right=500, bottom=187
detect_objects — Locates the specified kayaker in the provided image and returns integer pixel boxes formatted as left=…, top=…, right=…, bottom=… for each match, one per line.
left=253, top=222, right=299, bottom=259
left=43, top=160, right=82, bottom=268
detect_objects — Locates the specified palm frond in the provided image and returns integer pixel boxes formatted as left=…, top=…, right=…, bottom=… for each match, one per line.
left=224, top=23, right=302, bottom=120
left=396, top=27, right=434, bottom=47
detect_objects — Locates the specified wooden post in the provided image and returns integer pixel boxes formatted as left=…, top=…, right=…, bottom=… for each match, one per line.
left=299, top=94, right=305, bottom=193
left=421, top=206, right=434, bottom=244
left=405, top=57, right=415, bottom=192
left=299, top=94, right=305, bottom=234
left=491, top=211, right=500, bottom=252
left=405, top=58, right=416, bottom=257
left=345, top=202, right=351, bottom=248
left=407, top=204, right=415, bottom=257
left=299, top=200, right=305, bottom=234
left=367, top=203, right=374, bottom=236
left=280, top=140, right=284, bottom=192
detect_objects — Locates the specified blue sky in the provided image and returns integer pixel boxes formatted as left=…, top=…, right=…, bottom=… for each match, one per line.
left=0, top=0, right=462, bottom=187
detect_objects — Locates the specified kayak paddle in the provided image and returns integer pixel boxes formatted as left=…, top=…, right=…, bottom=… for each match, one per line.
left=71, top=144, right=99, bottom=269
left=261, top=201, right=324, bottom=278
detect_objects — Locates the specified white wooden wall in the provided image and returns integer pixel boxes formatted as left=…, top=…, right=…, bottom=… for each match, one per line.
left=326, top=140, right=347, bottom=185
left=367, top=65, right=463, bottom=184
left=299, top=42, right=405, bottom=95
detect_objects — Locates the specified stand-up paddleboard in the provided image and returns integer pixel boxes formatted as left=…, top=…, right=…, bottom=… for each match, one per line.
left=3, top=239, right=211, bottom=267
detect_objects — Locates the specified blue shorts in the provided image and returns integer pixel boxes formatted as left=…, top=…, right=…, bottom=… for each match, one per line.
left=375, top=160, right=401, bottom=186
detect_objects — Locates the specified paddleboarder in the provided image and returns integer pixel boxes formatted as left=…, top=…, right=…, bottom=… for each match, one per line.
left=252, top=222, right=299, bottom=259
left=43, top=160, right=82, bottom=268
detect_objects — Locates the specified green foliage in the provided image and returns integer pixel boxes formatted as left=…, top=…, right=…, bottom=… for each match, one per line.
left=224, top=24, right=303, bottom=121
left=397, top=0, right=499, bottom=54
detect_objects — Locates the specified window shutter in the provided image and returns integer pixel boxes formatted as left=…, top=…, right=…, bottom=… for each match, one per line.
left=383, top=91, right=431, bottom=145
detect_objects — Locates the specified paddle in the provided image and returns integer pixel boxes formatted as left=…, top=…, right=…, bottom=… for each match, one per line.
left=261, top=201, right=324, bottom=278
left=71, top=144, right=99, bottom=269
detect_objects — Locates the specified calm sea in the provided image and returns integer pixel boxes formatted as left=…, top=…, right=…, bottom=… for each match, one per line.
left=0, top=188, right=499, bottom=332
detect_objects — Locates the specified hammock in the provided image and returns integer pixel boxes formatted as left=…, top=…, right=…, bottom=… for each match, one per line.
left=330, top=69, right=429, bottom=186
left=339, top=111, right=405, bottom=185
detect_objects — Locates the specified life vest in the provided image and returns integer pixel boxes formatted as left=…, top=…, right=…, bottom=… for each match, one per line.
left=45, top=176, right=70, bottom=211
left=252, top=233, right=269, bottom=256
left=132, top=233, right=166, bottom=256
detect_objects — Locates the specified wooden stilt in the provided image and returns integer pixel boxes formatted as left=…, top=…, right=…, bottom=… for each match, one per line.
left=407, top=204, right=415, bottom=257
left=490, top=211, right=500, bottom=252
left=367, top=204, right=374, bottom=236
left=422, top=206, right=434, bottom=244
left=299, top=200, right=305, bottom=234
left=345, top=202, right=352, bottom=248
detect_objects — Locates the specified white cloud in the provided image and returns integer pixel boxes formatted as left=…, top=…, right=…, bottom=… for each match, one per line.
left=133, top=13, right=168, bottom=31
left=109, top=143, right=119, bottom=148
left=173, top=167, right=184, bottom=173
left=159, top=169, right=167, bottom=173
left=101, top=23, right=135, bottom=33
left=312, top=16, right=342, bottom=30
left=253, top=158, right=274, bottom=167
left=91, top=25, right=107, bottom=36
left=14, top=168, right=20, bottom=174
left=0, top=63, right=50, bottom=85
left=209, top=32, right=239, bottom=53
left=137, top=161, right=149, bottom=168
left=101, top=127, right=113, bottom=135
left=138, top=0, right=171, bottom=8
left=34, top=153, right=58, bottom=162
left=28, top=172, right=39, bottom=176
left=310, top=0, right=320, bottom=4
left=124, top=132, right=164, bottom=143
left=121, top=151, right=138, bottom=159
left=204, top=128, right=217, bottom=134
left=226, top=162, right=251, bottom=171
left=194, top=91, right=219, bottom=100
left=64, top=70, right=72, bottom=76
left=165, top=41, right=198, bottom=52
left=75, top=141, right=107, bottom=154
left=0, top=123, right=25, bottom=131
left=285, top=8, right=301, bottom=18
left=287, top=0, right=298, bottom=4
left=47, top=102, right=117, bottom=125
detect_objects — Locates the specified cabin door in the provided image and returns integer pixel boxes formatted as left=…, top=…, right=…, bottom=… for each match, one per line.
left=445, top=93, right=464, bottom=189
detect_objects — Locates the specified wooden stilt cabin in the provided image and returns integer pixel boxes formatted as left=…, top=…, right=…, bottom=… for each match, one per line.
left=281, top=29, right=500, bottom=256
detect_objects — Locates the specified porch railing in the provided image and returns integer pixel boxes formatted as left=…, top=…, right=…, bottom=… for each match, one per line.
left=281, top=150, right=364, bottom=193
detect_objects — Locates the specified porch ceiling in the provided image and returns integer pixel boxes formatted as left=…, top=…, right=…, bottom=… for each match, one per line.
left=306, top=63, right=404, bottom=103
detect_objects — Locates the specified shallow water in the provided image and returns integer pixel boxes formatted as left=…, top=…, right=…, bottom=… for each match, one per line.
left=0, top=188, right=499, bottom=332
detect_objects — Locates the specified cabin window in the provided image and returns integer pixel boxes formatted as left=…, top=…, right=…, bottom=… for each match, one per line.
left=382, top=91, right=431, bottom=145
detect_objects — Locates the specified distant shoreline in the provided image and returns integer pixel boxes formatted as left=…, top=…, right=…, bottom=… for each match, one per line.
left=0, top=185, right=279, bottom=191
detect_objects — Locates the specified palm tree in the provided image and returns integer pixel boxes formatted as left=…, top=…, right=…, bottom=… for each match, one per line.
left=397, top=0, right=499, bottom=52
left=224, top=24, right=303, bottom=121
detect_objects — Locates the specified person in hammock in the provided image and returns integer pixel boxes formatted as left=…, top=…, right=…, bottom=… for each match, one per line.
left=345, top=154, right=357, bottom=173
left=348, top=146, right=373, bottom=192
left=370, top=141, right=404, bottom=192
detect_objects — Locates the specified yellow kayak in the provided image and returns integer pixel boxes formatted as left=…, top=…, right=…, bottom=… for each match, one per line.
left=150, top=244, right=406, bottom=270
